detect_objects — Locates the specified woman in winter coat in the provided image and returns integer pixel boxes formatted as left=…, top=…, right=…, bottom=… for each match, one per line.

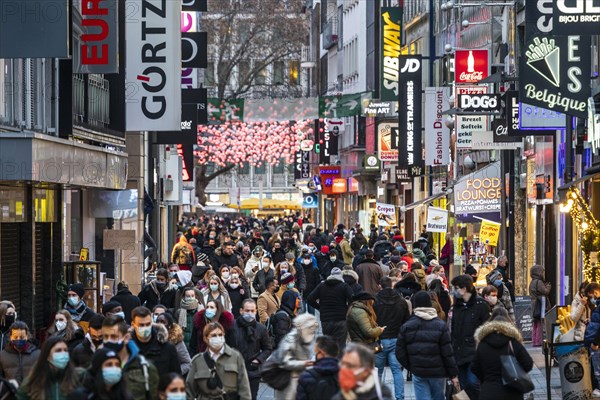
left=200, top=275, right=232, bottom=312
left=191, top=299, right=234, bottom=354
left=173, top=287, right=201, bottom=352
left=17, top=336, right=85, bottom=400
left=46, top=310, right=85, bottom=351
left=428, top=279, right=451, bottom=318
left=529, top=264, right=551, bottom=346
left=571, top=281, right=593, bottom=342
left=411, top=262, right=427, bottom=290
left=271, top=291, right=297, bottom=347
left=472, top=313, right=534, bottom=400
left=155, top=312, right=192, bottom=375
left=346, top=292, right=384, bottom=346
left=226, top=275, right=249, bottom=319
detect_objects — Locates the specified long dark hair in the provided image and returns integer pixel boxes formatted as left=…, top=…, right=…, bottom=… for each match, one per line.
left=91, top=368, right=132, bottom=400
left=20, top=336, right=80, bottom=400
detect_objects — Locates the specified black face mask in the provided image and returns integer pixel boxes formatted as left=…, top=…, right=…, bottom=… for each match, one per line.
left=103, top=340, right=125, bottom=353
left=3, top=315, right=15, bottom=327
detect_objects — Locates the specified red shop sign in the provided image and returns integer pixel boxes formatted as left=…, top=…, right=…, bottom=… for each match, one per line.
left=455, top=50, right=489, bottom=83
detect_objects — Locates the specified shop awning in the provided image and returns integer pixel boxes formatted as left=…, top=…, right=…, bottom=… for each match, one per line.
left=227, top=198, right=302, bottom=210
left=398, top=190, right=450, bottom=212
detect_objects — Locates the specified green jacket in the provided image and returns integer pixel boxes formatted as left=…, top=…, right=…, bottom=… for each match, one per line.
left=347, top=301, right=380, bottom=344
left=17, top=367, right=86, bottom=400
left=186, top=344, right=251, bottom=400
left=123, top=341, right=159, bottom=400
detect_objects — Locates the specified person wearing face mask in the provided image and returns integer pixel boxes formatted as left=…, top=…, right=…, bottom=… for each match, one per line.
left=252, top=256, right=275, bottom=296
left=257, top=278, right=281, bottom=324
left=219, top=266, right=232, bottom=286
left=226, top=276, right=249, bottom=319
left=111, top=281, right=141, bottom=325
left=245, top=246, right=266, bottom=299
left=271, top=290, right=299, bottom=347
left=529, top=264, right=551, bottom=347
left=232, top=299, right=272, bottom=400
left=191, top=300, right=235, bottom=355
left=482, top=285, right=504, bottom=314
left=158, top=373, right=186, bottom=400
left=0, top=322, right=40, bottom=385
left=172, top=270, right=204, bottom=316
left=320, top=249, right=345, bottom=280
left=0, top=302, right=16, bottom=351
left=102, top=301, right=126, bottom=320
left=201, top=276, right=232, bottom=312
left=449, top=275, right=490, bottom=400
left=210, top=242, right=243, bottom=273
left=276, top=270, right=300, bottom=302
left=47, top=309, right=84, bottom=351
left=138, top=268, right=176, bottom=310
left=77, top=347, right=132, bottom=400
left=173, top=288, right=202, bottom=352
left=284, top=253, right=306, bottom=296
left=101, top=314, right=159, bottom=400
left=296, top=335, right=340, bottom=400
left=485, top=269, right=515, bottom=321
left=186, top=322, right=251, bottom=400
left=72, top=314, right=105, bottom=369
left=230, top=266, right=251, bottom=297
left=572, top=282, right=594, bottom=343
left=335, top=344, right=393, bottom=400
left=17, top=336, right=85, bottom=400
left=155, top=313, right=191, bottom=376
left=64, top=283, right=95, bottom=332
left=130, top=306, right=181, bottom=377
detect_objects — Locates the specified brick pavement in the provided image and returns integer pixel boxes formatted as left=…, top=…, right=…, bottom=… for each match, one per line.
left=256, top=343, right=564, bottom=399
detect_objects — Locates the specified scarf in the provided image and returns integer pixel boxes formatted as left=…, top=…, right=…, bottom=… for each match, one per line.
left=236, top=315, right=257, bottom=341
left=340, top=371, right=381, bottom=400
left=178, top=298, right=199, bottom=328
left=64, top=301, right=87, bottom=322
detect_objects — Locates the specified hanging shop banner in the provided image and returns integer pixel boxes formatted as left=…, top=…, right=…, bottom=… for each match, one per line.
left=471, top=130, right=522, bottom=150
left=294, top=151, right=310, bottom=180
left=519, top=35, right=591, bottom=119
left=492, top=117, right=522, bottom=144
left=398, top=55, right=423, bottom=177
left=454, top=162, right=502, bottom=215
left=459, top=94, right=501, bottom=112
left=454, top=50, right=489, bottom=84
left=455, top=86, right=488, bottom=149
left=125, top=0, right=181, bottom=131
left=0, top=0, right=70, bottom=58
left=302, top=194, right=319, bottom=209
left=380, top=7, right=402, bottom=101
left=363, top=154, right=381, bottom=170
left=553, top=2, right=600, bottom=35
left=424, top=87, right=450, bottom=166
left=74, top=0, right=119, bottom=73
left=362, top=100, right=397, bottom=117
left=319, top=166, right=341, bottom=195
left=504, top=91, right=557, bottom=135
left=526, top=0, right=553, bottom=38
left=318, top=118, right=340, bottom=164
left=182, top=32, right=207, bottom=69
left=426, top=206, right=448, bottom=233
left=177, top=144, right=193, bottom=182
left=320, top=93, right=366, bottom=118
left=377, top=121, right=398, bottom=161
left=182, top=0, right=207, bottom=12
left=331, top=178, right=347, bottom=194
left=376, top=202, right=397, bottom=227
left=155, top=103, right=199, bottom=145
left=479, top=220, right=501, bottom=246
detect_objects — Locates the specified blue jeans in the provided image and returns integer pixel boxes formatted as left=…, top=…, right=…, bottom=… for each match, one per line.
left=412, top=375, right=446, bottom=400
left=457, top=364, right=480, bottom=400
left=302, top=299, right=315, bottom=315
left=375, top=338, right=404, bottom=400
left=591, top=348, right=600, bottom=387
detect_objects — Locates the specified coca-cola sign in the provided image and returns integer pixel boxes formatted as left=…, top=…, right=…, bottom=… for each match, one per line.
left=455, top=49, right=489, bottom=84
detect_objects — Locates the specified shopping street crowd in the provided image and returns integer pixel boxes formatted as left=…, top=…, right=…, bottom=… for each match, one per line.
left=0, top=214, right=552, bottom=400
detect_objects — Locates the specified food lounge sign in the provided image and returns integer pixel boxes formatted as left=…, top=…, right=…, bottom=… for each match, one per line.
left=454, top=162, right=502, bottom=214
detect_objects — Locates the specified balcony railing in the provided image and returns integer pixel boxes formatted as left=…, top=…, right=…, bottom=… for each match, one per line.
left=322, top=17, right=338, bottom=50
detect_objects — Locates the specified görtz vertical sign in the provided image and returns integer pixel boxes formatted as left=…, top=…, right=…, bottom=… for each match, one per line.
left=125, top=0, right=182, bottom=131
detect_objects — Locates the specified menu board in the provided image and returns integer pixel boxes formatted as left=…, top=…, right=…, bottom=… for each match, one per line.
left=514, top=296, right=533, bottom=342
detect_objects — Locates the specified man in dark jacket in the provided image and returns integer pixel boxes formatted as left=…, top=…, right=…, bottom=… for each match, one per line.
left=374, top=277, right=409, bottom=400
left=233, top=299, right=272, bottom=400
left=210, top=241, right=243, bottom=271
left=450, top=275, right=490, bottom=400
left=300, top=252, right=322, bottom=315
left=396, top=291, right=459, bottom=398
left=320, top=249, right=346, bottom=280
left=72, top=314, right=105, bottom=368
left=286, top=252, right=306, bottom=295
left=297, top=335, right=340, bottom=400
left=355, top=250, right=383, bottom=296
left=314, top=245, right=330, bottom=272
left=350, top=228, right=367, bottom=253
left=111, top=281, right=141, bottom=324
left=130, top=306, right=181, bottom=376
left=307, top=267, right=353, bottom=356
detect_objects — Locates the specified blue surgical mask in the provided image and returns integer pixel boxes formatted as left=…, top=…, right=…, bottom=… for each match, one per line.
left=166, top=393, right=186, bottom=400
left=67, top=296, right=80, bottom=307
left=114, top=311, right=125, bottom=320
left=287, top=283, right=295, bottom=289
left=102, top=366, right=122, bottom=385
left=205, top=309, right=216, bottom=319
left=169, top=271, right=176, bottom=279
left=50, top=351, right=70, bottom=369
left=210, top=284, right=219, bottom=292
left=242, top=313, right=256, bottom=322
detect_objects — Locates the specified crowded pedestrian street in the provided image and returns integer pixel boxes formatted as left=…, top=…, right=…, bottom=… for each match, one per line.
left=2, top=0, right=600, bottom=399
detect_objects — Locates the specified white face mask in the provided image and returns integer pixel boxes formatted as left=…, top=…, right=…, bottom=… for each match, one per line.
left=487, top=295, right=498, bottom=305
left=55, top=320, right=67, bottom=331
left=208, top=336, right=225, bottom=350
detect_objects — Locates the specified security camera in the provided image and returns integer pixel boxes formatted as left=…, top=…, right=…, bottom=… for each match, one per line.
left=464, top=155, right=476, bottom=170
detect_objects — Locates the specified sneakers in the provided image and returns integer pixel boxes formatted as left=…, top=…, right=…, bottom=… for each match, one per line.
left=592, top=388, right=600, bottom=398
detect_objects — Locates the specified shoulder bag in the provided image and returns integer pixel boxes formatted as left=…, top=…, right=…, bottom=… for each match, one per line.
left=500, top=340, right=535, bottom=393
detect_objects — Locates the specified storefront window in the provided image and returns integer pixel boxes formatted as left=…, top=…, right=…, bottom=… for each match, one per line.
left=0, top=188, right=27, bottom=223
left=34, top=188, right=57, bottom=222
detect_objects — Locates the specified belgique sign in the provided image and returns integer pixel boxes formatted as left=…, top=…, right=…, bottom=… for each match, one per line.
left=519, top=35, right=590, bottom=119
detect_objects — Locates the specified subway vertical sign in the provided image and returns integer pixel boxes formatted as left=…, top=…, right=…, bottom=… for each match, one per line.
left=380, top=7, right=403, bottom=101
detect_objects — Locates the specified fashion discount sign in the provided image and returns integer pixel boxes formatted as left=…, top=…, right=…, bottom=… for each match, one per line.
left=424, top=88, right=450, bottom=166
left=125, top=0, right=182, bottom=131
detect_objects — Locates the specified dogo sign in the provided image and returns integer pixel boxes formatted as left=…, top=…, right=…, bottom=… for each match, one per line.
left=459, top=94, right=501, bottom=112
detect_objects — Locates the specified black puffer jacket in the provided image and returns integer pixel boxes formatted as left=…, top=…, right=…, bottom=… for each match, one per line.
left=112, top=288, right=142, bottom=324
left=396, top=307, right=458, bottom=378
left=232, top=317, right=272, bottom=380
left=302, top=263, right=322, bottom=299
left=306, top=277, right=353, bottom=322
left=132, top=325, right=181, bottom=376
left=472, top=320, right=534, bottom=400
left=271, top=292, right=296, bottom=347
left=374, top=288, right=410, bottom=339
left=450, top=290, right=491, bottom=366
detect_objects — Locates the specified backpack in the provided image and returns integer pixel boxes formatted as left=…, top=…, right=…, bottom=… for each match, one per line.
left=266, top=310, right=287, bottom=341
left=305, top=369, right=339, bottom=400
left=177, top=245, right=194, bottom=265
left=260, top=353, right=291, bottom=390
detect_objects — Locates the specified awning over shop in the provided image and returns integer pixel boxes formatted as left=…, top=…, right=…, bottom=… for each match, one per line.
left=399, top=191, right=449, bottom=212
left=0, top=132, right=128, bottom=189
left=227, top=198, right=302, bottom=210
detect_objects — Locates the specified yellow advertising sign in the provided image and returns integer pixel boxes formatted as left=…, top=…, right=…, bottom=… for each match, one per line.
left=479, top=220, right=501, bottom=246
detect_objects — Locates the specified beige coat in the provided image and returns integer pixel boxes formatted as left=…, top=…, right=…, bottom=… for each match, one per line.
left=257, top=291, right=280, bottom=324
left=340, top=239, right=354, bottom=265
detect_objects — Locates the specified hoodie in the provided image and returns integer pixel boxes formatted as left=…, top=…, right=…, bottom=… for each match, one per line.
left=396, top=307, right=458, bottom=378
left=374, top=288, right=410, bottom=339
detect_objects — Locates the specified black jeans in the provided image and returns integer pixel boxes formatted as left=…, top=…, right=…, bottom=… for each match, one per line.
left=322, top=320, right=347, bottom=357
left=249, top=377, right=260, bottom=400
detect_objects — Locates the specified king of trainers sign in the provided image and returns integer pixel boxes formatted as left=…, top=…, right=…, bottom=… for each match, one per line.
left=519, top=35, right=591, bottom=119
